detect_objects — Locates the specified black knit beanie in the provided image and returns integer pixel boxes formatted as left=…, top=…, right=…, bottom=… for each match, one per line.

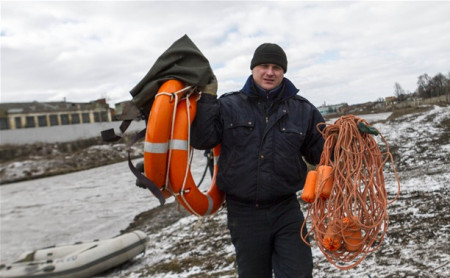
left=250, top=43, right=287, bottom=73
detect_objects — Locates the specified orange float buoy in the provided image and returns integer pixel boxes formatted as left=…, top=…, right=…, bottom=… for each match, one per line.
left=169, top=95, right=224, bottom=216
left=323, top=221, right=343, bottom=251
left=301, top=170, right=318, bottom=203
left=317, top=165, right=334, bottom=199
left=343, top=216, right=363, bottom=252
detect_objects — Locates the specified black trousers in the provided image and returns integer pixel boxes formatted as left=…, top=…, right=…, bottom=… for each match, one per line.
left=226, top=196, right=313, bottom=278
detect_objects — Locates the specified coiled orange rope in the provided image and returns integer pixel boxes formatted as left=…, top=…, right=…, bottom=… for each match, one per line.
left=301, top=114, right=400, bottom=270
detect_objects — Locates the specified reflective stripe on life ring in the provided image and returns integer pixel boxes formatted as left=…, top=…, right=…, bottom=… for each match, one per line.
left=169, top=95, right=224, bottom=216
left=144, top=79, right=184, bottom=199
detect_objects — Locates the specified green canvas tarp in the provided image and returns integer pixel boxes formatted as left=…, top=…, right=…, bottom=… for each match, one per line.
left=129, top=34, right=215, bottom=117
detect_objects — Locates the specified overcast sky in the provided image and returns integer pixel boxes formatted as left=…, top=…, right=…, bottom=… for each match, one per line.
left=1, top=1, right=449, bottom=108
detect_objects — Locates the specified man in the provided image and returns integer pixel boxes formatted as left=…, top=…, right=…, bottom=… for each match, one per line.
left=191, top=43, right=325, bottom=278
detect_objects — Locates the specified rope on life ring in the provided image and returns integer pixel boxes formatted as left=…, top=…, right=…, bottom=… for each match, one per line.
left=169, top=93, right=224, bottom=216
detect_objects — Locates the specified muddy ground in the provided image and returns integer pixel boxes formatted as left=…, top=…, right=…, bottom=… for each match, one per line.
left=102, top=105, right=449, bottom=277
left=2, top=105, right=449, bottom=277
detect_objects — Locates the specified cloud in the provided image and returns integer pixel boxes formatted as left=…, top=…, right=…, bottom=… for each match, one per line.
left=1, top=1, right=449, bottom=107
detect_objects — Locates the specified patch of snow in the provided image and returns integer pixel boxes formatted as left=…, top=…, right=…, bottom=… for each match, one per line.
left=1, top=106, right=449, bottom=277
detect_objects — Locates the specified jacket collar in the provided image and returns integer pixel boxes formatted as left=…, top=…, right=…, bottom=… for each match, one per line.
left=241, top=75, right=299, bottom=101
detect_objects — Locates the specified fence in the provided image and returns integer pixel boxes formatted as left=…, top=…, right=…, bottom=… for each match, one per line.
left=0, top=120, right=145, bottom=145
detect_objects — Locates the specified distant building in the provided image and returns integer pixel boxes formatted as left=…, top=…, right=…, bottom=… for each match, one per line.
left=385, top=96, right=397, bottom=105
left=113, top=100, right=129, bottom=121
left=317, top=103, right=348, bottom=116
left=0, top=99, right=112, bottom=130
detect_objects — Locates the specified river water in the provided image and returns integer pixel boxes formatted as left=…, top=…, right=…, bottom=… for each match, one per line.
left=0, top=152, right=209, bottom=265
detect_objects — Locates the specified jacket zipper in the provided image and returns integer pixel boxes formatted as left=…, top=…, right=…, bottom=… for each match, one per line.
left=256, top=101, right=268, bottom=207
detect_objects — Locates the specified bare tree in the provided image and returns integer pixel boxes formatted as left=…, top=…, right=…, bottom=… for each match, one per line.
left=394, top=82, right=407, bottom=101
left=417, top=74, right=431, bottom=98
left=431, top=73, right=448, bottom=96
left=416, top=72, right=450, bottom=98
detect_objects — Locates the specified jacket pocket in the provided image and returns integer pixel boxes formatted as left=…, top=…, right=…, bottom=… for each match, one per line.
left=273, top=121, right=306, bottom=188
left=225, top=120, right=255, bottom=135
left=223, top=118, right=256, bottom=148
left=276, top=122, right=306, bottom=158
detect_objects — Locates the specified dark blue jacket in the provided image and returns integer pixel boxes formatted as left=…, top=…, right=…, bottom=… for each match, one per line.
left=191, top=76, right=325, bottom=204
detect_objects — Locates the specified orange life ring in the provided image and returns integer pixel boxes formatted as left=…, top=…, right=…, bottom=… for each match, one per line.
left=169, top=95, right=225, bottom=216
left=144, top=79, right=184, bottom=199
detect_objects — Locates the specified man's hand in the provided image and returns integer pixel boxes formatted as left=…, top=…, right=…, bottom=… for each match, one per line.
left=201, top=75, right=218, bottom=96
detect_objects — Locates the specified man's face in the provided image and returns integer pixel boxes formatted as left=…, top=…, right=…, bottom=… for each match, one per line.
left=252, top=64, right=284, bottom=91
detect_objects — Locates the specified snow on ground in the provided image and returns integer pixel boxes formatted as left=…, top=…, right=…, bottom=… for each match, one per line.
left=1, top=105, right=449, bottom=277
left=100, top=105, right=449, bottom=277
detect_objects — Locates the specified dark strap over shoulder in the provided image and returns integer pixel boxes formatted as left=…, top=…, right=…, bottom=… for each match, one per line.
left=101, top=120, right=133, bottom=142
left=127, top=129, right=166, bottom=206
left=101, top=101, right=143, bottom=142
left=101, top=124, right=165, bottom=206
